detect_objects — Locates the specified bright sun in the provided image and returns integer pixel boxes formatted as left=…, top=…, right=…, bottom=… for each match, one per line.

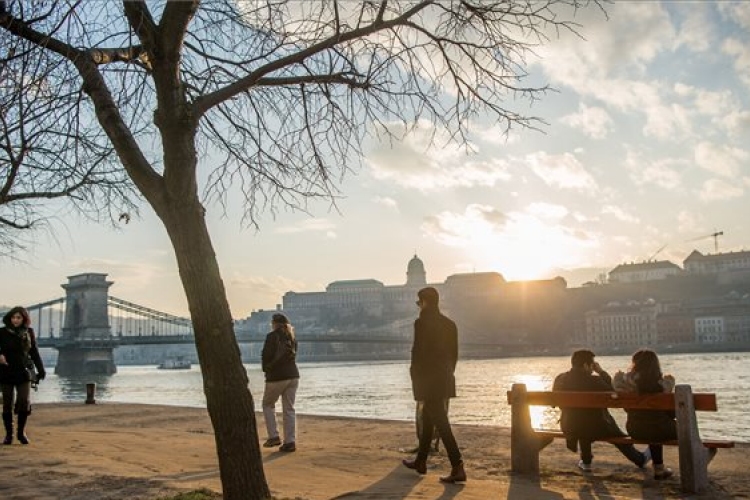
left=467, top=213, right=595, bottom=281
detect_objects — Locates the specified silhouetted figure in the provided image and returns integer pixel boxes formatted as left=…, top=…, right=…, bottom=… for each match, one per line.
left=402, top=287, right=466, bottom=483
left=553, top=349, right=649, bottom=472
left=614, top=349, right=678, bottom=480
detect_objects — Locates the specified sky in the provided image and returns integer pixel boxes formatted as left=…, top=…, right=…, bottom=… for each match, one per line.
left=2, top=1, right=750, bottom=318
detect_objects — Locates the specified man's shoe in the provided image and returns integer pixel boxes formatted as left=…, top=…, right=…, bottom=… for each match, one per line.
left=263, top=436, right=281, bottom=448
left=279, top=442, right=296, bottom=452
left=439, top=461, right=467, bottom=483
left=639, top=447, right=652, bottom=469
left=577, top=460, right=592, bottom=472
left=654, top=467, right=673, bottom=480
left=402, top=458, right=427, bottom=475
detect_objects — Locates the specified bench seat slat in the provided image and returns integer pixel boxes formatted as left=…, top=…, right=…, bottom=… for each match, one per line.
left=532, top=429, right=735, bottom=449
left=505, top=390, right=717, bottom=411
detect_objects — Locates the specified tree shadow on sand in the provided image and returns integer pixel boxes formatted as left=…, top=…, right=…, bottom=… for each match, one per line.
left=330, top=465, right=463, bottom=500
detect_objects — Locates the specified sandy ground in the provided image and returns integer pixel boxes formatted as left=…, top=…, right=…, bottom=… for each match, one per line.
left=0, top=403, right=748, bottom=499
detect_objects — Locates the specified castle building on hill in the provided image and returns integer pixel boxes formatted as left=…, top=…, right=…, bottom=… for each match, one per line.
left=683, top=250, right=750, bottom=284
left=607, top=249, right=750, bottom=284
left=277, top=255, right=565, bottom=340
left=282, top=255, right=432, bottom=322
left=608, top=261, right=682, bottom=283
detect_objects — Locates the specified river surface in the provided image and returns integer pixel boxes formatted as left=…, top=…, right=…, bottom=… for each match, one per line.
left=32, top=352, right=750, bottom=442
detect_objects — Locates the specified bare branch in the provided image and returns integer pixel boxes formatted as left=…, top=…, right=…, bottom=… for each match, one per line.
left=193, top=1, right=434, bottom=116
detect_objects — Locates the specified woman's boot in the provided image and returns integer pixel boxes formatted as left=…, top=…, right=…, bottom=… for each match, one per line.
left=16, top=411, right=29, bottom=445
left=2, top=412, right=12, bottom=445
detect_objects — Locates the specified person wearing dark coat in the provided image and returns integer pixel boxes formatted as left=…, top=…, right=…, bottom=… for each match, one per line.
left=613, top=349, right=677, bottom=480
left=402, top=287, right=466, bottom=483
left=552, top=349, right=649, bottom=471
left=260, top=313, right=299, bottom=452
left=0, top=306, right=46, bottom=445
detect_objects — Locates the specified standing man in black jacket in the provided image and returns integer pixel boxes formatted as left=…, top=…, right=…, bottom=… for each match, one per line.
left=402, top=287, right=466, bottom=483
left=553, top=349, right=650, bottom=471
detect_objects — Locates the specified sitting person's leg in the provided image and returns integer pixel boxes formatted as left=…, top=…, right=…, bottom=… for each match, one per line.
left=578, top=439, right=593, bottom=469
left=614, top=443, right=648, bottom=467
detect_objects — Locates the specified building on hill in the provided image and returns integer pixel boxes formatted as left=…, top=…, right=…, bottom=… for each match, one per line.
left=582, top=299, right=663, bottom=350
left=684, top=250, right=750, bottom=284
left=442, top=272, right=505, bottom=302
left=688, top=294, right=750, bottom=344
left=580, top=290, right=750, bottom=350
left=280, top=254, right=434, bottom=337
left=266, top=255, right=568, bottom=349
left=608, top=260, right=682, bottom=283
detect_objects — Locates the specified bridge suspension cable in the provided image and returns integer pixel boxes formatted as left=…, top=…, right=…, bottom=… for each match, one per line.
left=25, top=297, right=65, bottom=339
left=107, top=296, right=192, bottom=338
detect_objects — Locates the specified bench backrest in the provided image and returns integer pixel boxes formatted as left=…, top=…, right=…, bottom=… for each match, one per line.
left=505, top=390, right=717, bottom=411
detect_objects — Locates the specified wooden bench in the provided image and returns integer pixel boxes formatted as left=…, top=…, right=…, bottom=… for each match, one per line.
left=506, top=383, right=735, bottom=494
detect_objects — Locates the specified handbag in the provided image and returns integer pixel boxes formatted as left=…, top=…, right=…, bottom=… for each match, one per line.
left=25, top=357, right=39, bottom=385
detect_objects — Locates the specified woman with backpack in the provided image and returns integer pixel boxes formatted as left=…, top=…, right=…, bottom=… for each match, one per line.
left=0, top=306, right=46, bottom=445
left=260, top=313, right=299, bottom=452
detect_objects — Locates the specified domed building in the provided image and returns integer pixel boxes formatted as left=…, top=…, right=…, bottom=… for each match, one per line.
left=245, top=254, right=568, bottom=345
left=281, top=255, right=434, bottom=333
left=406, top=254, right=427, bottom=286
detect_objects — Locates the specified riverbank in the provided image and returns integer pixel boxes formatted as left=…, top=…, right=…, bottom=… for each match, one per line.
left=0, top=403, right=748, bottom=499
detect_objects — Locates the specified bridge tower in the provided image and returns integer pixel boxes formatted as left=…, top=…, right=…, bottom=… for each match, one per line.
left=55, top=273, right=117, bottom=376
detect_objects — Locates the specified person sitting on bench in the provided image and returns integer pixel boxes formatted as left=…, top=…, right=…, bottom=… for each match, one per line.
left=553, top=349, right=650, bottom=472
left=614, top=349, right=676, bottom=480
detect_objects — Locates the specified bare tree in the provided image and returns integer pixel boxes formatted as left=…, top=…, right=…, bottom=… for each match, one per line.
left=0, top=1, right=601, bottom=498
left=0, top=19, right=135, bottom=255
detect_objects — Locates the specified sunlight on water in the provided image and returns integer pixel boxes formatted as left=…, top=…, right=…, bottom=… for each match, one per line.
left=511, top=374, right=549, bottom=428
left=514, top=374, right=547, bottom=390
left=31, top=352, right=750, bottom=442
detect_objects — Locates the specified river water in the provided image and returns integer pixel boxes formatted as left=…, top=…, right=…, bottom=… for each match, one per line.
left=32, top=352, right=750, bottom=442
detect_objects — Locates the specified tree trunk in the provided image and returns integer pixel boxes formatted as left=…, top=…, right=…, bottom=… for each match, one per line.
left=158, top=193, right=271, bottom=500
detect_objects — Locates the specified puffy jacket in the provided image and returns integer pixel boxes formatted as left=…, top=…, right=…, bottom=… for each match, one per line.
left=261, top=328, right=299, bottom=382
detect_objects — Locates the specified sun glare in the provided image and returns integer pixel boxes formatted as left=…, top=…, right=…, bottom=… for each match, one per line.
left=467, top=211, right=596, bottom=281
left=513, top=375, right=551, bottom=429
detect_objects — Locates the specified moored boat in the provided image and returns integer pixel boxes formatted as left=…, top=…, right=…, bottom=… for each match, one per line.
left=157, top=356, right=191, bottom=370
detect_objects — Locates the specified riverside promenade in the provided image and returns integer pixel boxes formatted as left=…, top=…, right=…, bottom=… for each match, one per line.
left=0, top=403, right=748, bottom=499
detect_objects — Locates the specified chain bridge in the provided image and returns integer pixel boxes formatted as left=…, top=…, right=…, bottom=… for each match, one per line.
left=23, top=273, right=412, bottom=376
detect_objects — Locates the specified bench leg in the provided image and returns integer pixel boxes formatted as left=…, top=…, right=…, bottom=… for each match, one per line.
left=707, top=447, right=717, bottom=465
left=510, top=383, right=550, bottom=474
left=675, top=385, right=709, bottom=494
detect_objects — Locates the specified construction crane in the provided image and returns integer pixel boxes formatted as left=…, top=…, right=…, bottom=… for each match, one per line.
left=648, top=244, right=668, bottom=261
left=688, top=231, right=724, bottom=253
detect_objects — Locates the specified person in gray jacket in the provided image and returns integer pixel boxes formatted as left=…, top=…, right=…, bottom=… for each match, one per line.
left=261, top=313, right=299, bottom=452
